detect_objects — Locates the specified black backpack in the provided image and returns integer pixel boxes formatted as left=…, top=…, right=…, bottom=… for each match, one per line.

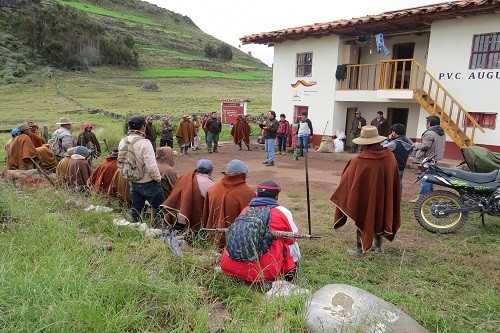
left=225, top=205, right=277, bottom=262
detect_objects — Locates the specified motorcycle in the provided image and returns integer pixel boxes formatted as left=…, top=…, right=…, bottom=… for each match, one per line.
left=411, top=154, right=500, bottom=234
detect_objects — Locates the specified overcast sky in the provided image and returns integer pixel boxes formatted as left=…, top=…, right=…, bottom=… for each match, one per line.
left=146, top=0, right=444, bottom=66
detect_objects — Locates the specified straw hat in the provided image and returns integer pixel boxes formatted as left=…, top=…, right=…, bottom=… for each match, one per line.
left=352, top=125, right=386, bottom=145
left=182, top=114, right=191, bottom=119
left=18, top=123, right=30, bottom=132
left=56, top=117, right=74, bottom=125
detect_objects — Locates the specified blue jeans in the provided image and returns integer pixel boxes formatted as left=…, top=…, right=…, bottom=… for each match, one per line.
left=130, top=180, right=166, bottom=223
left=298, top=135, right=309, bottom=156
left=277, top=134, right=287, bottom=152
left=399, top=170, right=405, bottom=193
left=265, top=138, right=275, bottom=163
left=419, top=178, right=433, bottom=197
left=206, top=132, right=219, bottom=152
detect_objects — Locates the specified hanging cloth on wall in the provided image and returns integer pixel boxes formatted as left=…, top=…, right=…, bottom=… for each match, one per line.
left=375, top=34, right=391, bottom=55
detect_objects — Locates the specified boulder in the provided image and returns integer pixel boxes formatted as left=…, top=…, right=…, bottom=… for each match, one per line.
left=306, top=284, right=429, bottom=333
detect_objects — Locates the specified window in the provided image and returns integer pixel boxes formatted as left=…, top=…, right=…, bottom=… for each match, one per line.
left=296, top=52, right=313, bottom=77
left=469, top=32, right=500, bottom=69
left=464, top=112, right=497, bottom=130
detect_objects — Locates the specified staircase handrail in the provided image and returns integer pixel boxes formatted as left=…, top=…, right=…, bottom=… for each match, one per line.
left=408, top=58, right=485, bottom=134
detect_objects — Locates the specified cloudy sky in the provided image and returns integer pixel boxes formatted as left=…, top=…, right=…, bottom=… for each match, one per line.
left=147, top=0, right=444, bottom=66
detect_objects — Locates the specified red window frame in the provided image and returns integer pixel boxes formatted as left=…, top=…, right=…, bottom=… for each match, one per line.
left=464, top=112, right=497, bottom=130
left=469, top=32, right=500, bottom=69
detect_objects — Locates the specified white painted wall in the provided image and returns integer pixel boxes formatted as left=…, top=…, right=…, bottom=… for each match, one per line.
left=425, top=13, right=500, bottom=145
left=272, top=35, right=340, bottom=135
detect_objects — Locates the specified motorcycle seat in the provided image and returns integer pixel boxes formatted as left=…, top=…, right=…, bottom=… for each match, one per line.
left=440, top=167, right=499, bottom=184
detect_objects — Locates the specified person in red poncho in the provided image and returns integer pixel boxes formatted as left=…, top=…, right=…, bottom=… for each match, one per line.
left=230, top=115, right=252, bottom=151
left=87, top=148, right=118, bottom=194
left=220, top=181, right=300, bottom=283
left=330, top=125, right=401, bottom=255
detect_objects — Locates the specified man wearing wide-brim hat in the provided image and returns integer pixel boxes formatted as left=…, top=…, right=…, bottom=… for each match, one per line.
left=330, top=125, right=401, bottom=255
left=7, top=123, right=40, bottom=170
left=27, top=121, right=46, bottom=148
left=51, top=117, right=75, bottom=161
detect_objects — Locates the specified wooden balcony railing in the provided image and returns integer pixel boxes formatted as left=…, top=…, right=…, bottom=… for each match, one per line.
left=338, top=58, right=485, bottom=147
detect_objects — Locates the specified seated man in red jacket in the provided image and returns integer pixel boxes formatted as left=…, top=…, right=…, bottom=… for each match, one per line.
left=220, top=181, right=300, bottom=283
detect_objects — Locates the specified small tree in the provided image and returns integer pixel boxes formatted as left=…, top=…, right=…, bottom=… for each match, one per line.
left=218, top=43, right=233, bottom=62
left=204, top=43, right=217, bottom=59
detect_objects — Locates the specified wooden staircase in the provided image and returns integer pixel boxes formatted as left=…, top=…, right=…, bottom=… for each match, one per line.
left=379, top=59, right=484, bottom=148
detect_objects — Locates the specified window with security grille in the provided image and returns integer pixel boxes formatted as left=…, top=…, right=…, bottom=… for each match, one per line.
left=464, top=112, right=497, bottom=130
left=296, top=52, right=313, bottom=77
left=469, top=32, right=500, bottom=69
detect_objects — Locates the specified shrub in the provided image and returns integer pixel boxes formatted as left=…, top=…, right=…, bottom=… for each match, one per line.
left=218, top=44, right=233, bottom=62
left=203, top=43, right=217, bottom=59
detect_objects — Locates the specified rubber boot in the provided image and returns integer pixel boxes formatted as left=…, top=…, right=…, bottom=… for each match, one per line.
left=373, top=234, right=384, bottom=253
left=347, top=229, right=363, bottom=256
left=238, top=142, right=242, bottom=150
left=246, top=143, right=251, bottom=151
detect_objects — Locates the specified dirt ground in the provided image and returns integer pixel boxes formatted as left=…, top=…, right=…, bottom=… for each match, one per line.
left=170, top=141, right=421, bottom=236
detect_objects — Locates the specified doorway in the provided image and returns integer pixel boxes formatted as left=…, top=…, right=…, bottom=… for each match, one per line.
left=344, top=107, right=358, bottom=148
left=387, top=108, right=409, bottom=130
left=392, top=43, right=415, bottom=89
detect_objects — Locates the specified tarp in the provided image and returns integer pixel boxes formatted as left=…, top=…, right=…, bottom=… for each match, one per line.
left=461, top=146, right=500, bottom=173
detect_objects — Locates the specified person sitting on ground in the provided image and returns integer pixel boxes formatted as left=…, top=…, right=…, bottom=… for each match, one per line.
left=36, top=143, right=58, bottom=172
left=230, top=115, right=252, bottom=151
left=202, top=159, right=256, bottom=248
left=107, top=168, right=131, bottom=205
left=4, top=128, right=20, bottom=159
left=220, top=181, right=300, bottom=283
left=56, top=147, right=74, bottom=184
left=156, top=146, right=178, bottom=198
left=161, top=159, right=215, bottom=232
left=76, top=122, right=101, bottom=164
left=330, top=125, right=401, bottom=255
left=7, top=123, right=40, bottom=170
left=66, top=146, right=93, bottom=191
left=27, top=121, right=45, bottom=148
left=87, top=148, right=119, bottom=194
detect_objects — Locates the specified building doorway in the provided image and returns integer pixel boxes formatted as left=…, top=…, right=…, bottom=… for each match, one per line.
left=392, top=43, right=415, bottom=89
left=344, top=107, right=358, bottom=148
left=387, top=108, right=409, bottom=130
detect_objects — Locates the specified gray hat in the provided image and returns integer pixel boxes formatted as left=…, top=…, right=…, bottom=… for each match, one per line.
left=196, top=159, right=214, bottom=171
left=74, top=146, right=90, bottom=157
left=226, top=159, right=248, bottom=176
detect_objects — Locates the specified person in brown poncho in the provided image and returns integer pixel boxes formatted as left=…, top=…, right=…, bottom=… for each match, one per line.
left=7, top=124, right=40, bottom=170
left=202, top=159, right=256, bottom=249
left=27, top=121, right=46, bottom=148
left=176, top=115, right=195, bottom=156
left=36, top=144, right=58, bottom=172
left=156, top=146, right=178, bottom=198
left=56, top=147, right=74, bottom=184
left=66, top=146, right=93, bottom=191
left=107, top=169, right=131, bottom=205
left=87, top=148, right=119, bottom=194
left=330, top=125, right=401, bottom=254
left=230, top=115, right=252, bottom=151
left=161, top=159, right=215, bottom=232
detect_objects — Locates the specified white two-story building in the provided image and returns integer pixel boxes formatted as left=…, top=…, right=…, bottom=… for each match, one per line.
left=242, top=0, right=499, bottom=159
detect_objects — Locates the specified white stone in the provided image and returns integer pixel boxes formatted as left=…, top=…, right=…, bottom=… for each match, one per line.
left=305, top=284, right=429, bottom=333
left=265, top=280, right=310, bottom=302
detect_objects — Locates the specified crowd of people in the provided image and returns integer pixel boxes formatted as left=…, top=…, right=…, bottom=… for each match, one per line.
left=3, top=111, right=447, bottom=283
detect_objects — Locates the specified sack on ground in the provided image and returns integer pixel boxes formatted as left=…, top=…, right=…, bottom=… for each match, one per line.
left=225, top=205, right=276, bottom=262
left=334, top=138, right=345, bottom=153
left=117, top=137, right=146, bottom=181
left=335, top=129, right=346, bottom=140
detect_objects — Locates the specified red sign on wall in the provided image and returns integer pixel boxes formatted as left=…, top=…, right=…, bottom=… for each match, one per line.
left=221, top=102, right=244, bottom=124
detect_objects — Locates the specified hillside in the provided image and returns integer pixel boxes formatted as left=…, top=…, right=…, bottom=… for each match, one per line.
left=0, top=0, right=270, bottom=83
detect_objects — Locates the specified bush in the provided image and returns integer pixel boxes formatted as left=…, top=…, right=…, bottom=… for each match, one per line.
left=218, top=43, right=233, bottom=62
left=204, top=43, right=217, bottom=59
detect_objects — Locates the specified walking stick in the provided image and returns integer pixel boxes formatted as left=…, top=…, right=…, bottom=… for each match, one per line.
left=29, top=157, right=56, bottom=187
left=304, top=149, right=312, bottom=236
left=198, top=228, right=321, bottom=241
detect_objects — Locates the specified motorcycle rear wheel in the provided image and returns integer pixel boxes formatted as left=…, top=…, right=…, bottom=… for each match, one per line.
left=414, top=190, right=468, bottom=234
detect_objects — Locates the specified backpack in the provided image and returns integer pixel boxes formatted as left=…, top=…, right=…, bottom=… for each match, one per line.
left=117, top=136, right=146, bottom=182
left=225, top=205, right=277, bottom=262
left=49, top=129, right=63, bottom=156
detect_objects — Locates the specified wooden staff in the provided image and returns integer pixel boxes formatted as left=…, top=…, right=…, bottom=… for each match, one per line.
left=29, top=157, right=56, bottom=187
left=198, top=228, right=321, bottom=240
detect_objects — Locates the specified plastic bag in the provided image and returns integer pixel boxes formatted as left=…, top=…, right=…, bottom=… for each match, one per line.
left=335, top=129, right=346, bottom=140
left=334, top=138, right=345, bottom=153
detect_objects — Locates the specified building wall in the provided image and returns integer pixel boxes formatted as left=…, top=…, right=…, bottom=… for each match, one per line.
left=425, top=13, right=500, bottom=147
left=272, top=35, right=340, bottom=137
